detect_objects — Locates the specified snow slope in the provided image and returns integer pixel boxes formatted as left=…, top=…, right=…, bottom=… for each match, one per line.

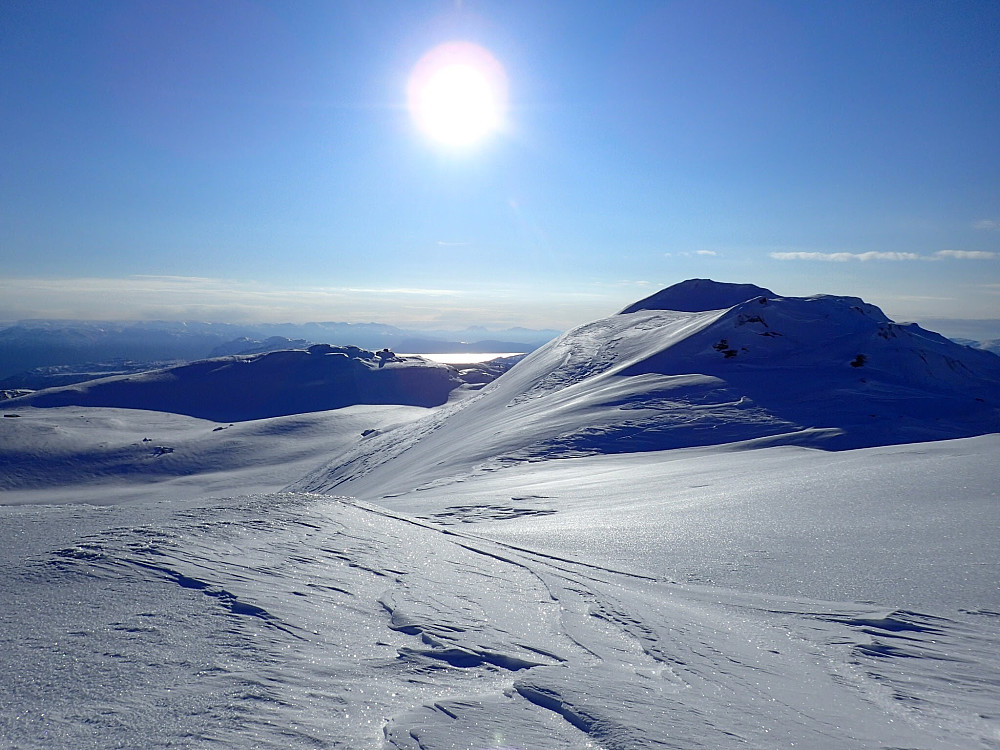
left=296, top=281, right=1000, bottom=500
left=376, top=435, right=1000, bottom=612
left=0, top=404, right=430, bottom=505
left=3, top=461, right=997, bottom=748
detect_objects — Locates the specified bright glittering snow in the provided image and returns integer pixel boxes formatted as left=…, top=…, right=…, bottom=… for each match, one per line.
left=2, top=281, right=998, bottom=749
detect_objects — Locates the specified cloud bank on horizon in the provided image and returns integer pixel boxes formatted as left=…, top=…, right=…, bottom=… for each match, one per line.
left=0, top=275, right=613, bottom=330
left=2, top=1, right=998, bottom=327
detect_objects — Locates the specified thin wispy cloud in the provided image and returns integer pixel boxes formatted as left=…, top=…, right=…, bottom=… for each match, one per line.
left=584, top=280, right=657, bottom=289
left=770, top=251, right=921, bottom=262
left=664, top=250, right=720, bottom=258
left=342, top=287, right=462, bottom=296
left=771, top=250, right=996, bottom=262
left=934, top=250, right=996, bottom=260
left=973, top=220, right=999, bottom=231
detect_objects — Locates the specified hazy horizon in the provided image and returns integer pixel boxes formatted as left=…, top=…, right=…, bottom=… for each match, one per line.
left=1, top=275, right=999, bottom=342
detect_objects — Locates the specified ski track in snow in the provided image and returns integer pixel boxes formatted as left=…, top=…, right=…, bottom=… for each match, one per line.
left=3, top=491, right=998, bottom=749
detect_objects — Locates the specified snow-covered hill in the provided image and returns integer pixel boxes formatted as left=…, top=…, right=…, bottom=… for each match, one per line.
left=3, top=345, right=462, bottom=422
left=297, top=280, right=1000, bottom=500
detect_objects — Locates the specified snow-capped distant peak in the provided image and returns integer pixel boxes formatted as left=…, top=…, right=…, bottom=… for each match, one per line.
left=619, top=279, right=776, bottom=314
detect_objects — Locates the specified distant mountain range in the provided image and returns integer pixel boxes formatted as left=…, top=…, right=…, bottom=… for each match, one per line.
left=0, top=319, right=558, bottom=386
left=953, top=337, right=1000, bottom=356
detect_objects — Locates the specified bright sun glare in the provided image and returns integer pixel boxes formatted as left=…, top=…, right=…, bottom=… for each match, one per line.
left=407, top=41, right=508, bottom=149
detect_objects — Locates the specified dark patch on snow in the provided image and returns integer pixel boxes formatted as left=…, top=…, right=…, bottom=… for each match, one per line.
left=856, top=643, right=923, bottom=659
left=397, top=645, right=542, bottom=671
left=424, top=504, right=557, bottom=525
left=831, top=611, right=946, bottom=635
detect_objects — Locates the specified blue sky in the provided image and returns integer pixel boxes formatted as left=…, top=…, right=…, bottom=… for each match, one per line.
left=2, top=0, right=998, bottom=333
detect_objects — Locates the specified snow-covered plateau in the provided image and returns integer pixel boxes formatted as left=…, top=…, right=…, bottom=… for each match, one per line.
left=2, top=280, right=998, bottom=749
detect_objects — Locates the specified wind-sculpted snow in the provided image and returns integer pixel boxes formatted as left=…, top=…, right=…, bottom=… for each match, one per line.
left=0, top=403, right=429, bottom=502
left=4, top=346, right=461, bottom=421
left=296, top=284, right=1000, bottom=500
left=3, top=490, right=997, bottom=748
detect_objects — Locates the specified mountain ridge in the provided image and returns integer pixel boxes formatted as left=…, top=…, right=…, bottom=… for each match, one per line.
left=294, top=280, right=1000, bottom=501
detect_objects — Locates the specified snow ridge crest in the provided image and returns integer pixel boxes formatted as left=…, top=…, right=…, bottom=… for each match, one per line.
left=299, top=280, right=1000, bottom=499
left=619, top=278, right=775, bottom=314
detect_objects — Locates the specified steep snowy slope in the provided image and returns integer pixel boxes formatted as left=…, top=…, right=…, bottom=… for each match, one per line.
left=296, top=280, right=1000, bottom=500
left=4, top=345, right=460, bottom=422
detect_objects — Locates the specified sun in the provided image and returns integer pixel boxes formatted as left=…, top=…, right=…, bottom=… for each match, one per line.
left=407, top=41, right=508, bottom=149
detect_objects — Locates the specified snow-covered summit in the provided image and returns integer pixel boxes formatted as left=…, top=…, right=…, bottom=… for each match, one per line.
left=619, top=278, right=775, bottom=313
left=297, top=282, right=1000, bottom=499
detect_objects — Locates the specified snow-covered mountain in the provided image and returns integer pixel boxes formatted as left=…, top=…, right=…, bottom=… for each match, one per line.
left=297, top=279, right=1000, bottom=500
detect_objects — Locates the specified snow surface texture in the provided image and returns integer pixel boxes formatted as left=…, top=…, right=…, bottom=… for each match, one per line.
left=0, top=404, right=430, bottom=505
left=3, top=477, right=998, bottom=749
left=2, top=280, right=999, bottom=749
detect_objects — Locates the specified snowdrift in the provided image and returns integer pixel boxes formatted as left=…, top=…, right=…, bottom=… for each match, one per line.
left=3, top=345, right=460, bottom=422
left=296, top=280, right=1000, bottom=499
